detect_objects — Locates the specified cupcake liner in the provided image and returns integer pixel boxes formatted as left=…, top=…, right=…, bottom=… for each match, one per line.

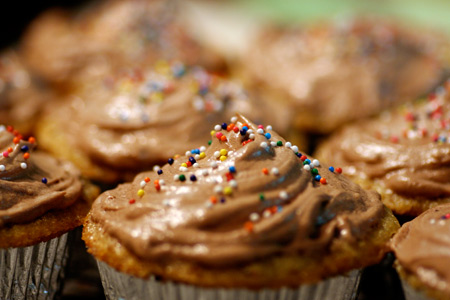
left=97, top=260, right=361, bottom=300
left=0, top=231, right=72, bottom=300
left=401, top=279, right=432, bottom=300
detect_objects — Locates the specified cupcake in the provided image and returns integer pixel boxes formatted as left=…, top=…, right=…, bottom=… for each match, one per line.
left=0, top=50, right=48, bottom=135
left=241, top=18, right=449, bottom=134
left=36, top=62, right=294, bottom=184
left=0, top=125, right=98, bottom=299
left=316, top=80, right=450, bottom=216
left=20, top=0, right=222, bottom=91
left=391, top=203, right=450, bottom=300
left=82, top=114, right=399, bottom=299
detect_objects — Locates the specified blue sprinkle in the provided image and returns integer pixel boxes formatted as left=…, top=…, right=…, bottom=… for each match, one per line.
left=189, top=157, right=196, bottom=164
left=277, top=206, right=283, bottom=212
left=221, top=123, right=228, bottom=130
left=168, top=158, right=174, bottom=165
left=220, top=197, right=226, bottom=203
left=265, top=133, right=271, bottom=139
left=242, top=126, right=248, bottom=131
left=315, top=175, right=321, bottom=181
left=41, top=178, right=48, bottom=184
left=21, top=145, right=29, bottom=152
left=157, top=169, right=163, bottom=175
left=229, top=166, right=236, bottom=173
left=190, top=175, right=197, bottom=182
left=296, top=152, right=302, bottom=158
left=329, top=166, right=335, bottom=172
left=304, top=159, right=311, bottom=165
left=240, top=129, right=247, bottom=136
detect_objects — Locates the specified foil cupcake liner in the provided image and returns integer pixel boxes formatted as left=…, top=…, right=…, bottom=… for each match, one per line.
left=401, top=279, right=432, bottom=300
left=0, top=231, right=71, bottom=300
left=97, top=260, right=361, bottom=300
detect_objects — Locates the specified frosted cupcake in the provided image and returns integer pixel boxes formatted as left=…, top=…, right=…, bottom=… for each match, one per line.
left=36, top=62, right=293, bottom=184
left=392, top=203, right=450, bottom=300
left=83, top=114, right=399, bottom=300
left=242, top=18, right=448, bottom=134
left=0, top=125, right=98, bottom=299
left=20, top=0, right=222, bottom=91
left=316, top=80, right=450, bottom=216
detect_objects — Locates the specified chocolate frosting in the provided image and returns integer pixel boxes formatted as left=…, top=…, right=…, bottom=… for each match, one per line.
left=319, top=81, right=450, bottom=201
left=89, top=115, right=385, bottom=267
left=45, top=63, right=290, bottom=173
left=392, top=203, right=450, bottom=295
left=0, top=51, right=46, bottom=131
left=244, top=18, right=447, bottom=132
left=0, top=127, right=82, bottom=227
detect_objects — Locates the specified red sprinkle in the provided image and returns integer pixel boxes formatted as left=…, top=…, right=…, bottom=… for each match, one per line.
left=186, top=161, right=192, bottom=167
left=6, top=126, right=13, bottom=132
left=336, top=167, right=342, bottom=174
left=244, top=221, right=254, bottom=232
left=300, top=155, right=307, bottom=161
left=144, top=177, right=150, bottom=183
left=129, top=199, right=136, bottom=204
left=7, top=147, right=12, bottom=153
left=242, top=139, right=253, bottom=146
left=233, top=126, right=239, bottom=133
left=210, top=196, right=217, bottom=204
left=225, top=172, right=234, bottom=181
left=215, top=132, right=223, bottom=139
left=390, top=135, right=399, bottom=143
left=262, top=168, right=269, bottom=175
left=258, top=125, right=264, bottom=129
left=320, top=178, right=327, bottom=185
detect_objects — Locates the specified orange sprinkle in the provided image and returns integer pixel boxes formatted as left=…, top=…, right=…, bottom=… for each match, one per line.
left=174, top=154, right=180, bottom=159
left=227, top=123, right=235, bottom=131
left=23, top=153, right=30, bottom=160
left=220, top=135, right=227, bottom=142
left=320, top=178, right=327, bottom=185
left=244, top=221, right=254, bottom=232
left=210, top=196, right=217, bottom=204
left=154, top=179, right=159, bottom=184
left=242, top=123, right=249, bottom=129
left=7, top=147, right=12, bottom=153
left=144, top=177, right=150, bottom=183
left=13, top=137, right=20, bottom=144
left=262, top=168, right=269, bottom=175
left=270, top=206, right=277, bottom=213
left=28, top=137, right=36, bottom=144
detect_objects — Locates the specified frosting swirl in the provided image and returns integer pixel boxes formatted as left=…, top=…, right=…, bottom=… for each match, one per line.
left=244, top=18, right=447, bottom=133
left=317, top=81, right=450, bottom=203
left=43, top=63, right=290, bottom=175
left=0, top=126, right=82, bottom=227
left=391, top=203, right=450, bottom=296
left=89, top=115, right=385, bottom=267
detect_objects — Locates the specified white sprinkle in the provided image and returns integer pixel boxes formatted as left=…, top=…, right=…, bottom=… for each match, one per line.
left=257, top=129, right=264, bottom=134
left=303, top=165, right=311, bottom=171
left=210, top=161, right=218, bottom=168
left=266, top=125, right=272, bottom=130
left=430, top=219, right=436, bottom=224
left=0, top=125, right=5, bottom=132
left=341, top=229, right=348, bottom=236
left=214, top=151, right=220, bottom=158
left=0, top=165, right=4, bottom=171
left=229, top=180, right=238, bottom=188
left=20, top=163, right=27, bottom=169
left=185, top=151, right=191, bottom=156
left=250, top=213, right=260, bottom=222
left=312, top=159, right=320, bottom=167
left=159, top=179, right=165, bottom=186
left=271, top=167, right=279, bottom=175
left=179, top=167, right=188, bottom=172
left=140, top=181, right=147, bottom=187
left=194, top=154, right=200, bottom=160
left=249, top=133, right=255, bottom=140
left=270, top=141, right=277, bottom=147
left=231, top=116, right=237, bottom=123
left=193, top=97, right=204, bottom=111
left=228, top=151, right=234, bottom=156
left=280, top=191, right=288, bottom=200
left=200, top=146, right=206, bottom=152
left=174, top=175, right=180, bottom=181
left=285, top=142, right=292, bottom=148
left=214, top=186, right=222, bottom=194
left=202, top=169, right=209, bottom=176
left=439, top=220, right=446, bottom=226
left=153, top=165, right=161, bottom=172
left=247, top=129, right=254, bottom=134
left=193, top=163, right=200, bottom=168
left=260, top=142, right=268, bottom=148
left=292, top=145, right=299, bottom=153
left=214, top=124, right=221, bottom=131
left=162, top=199, right=171, bottom=207
left=206, top=201, right=213, bottom=208
left=263, top=210, right=272, bottom=218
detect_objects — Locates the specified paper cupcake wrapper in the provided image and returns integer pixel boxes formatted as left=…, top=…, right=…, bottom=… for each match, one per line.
left=97, top=260, right=361, bottom=300
left=401, top=279, right=433, bottom=300
left=0, top=232, right=71, bottom=300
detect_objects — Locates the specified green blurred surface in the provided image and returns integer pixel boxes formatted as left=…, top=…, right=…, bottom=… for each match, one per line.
left=239, top=0, right=450, bottom=32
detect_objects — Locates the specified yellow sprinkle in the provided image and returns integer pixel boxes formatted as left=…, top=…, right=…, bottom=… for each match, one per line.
left=150, top=92, right=164, bottom=103
left=220, top=155, right=227, bottom=161
left=223, top=187, right=233, bottom=195
left=181, top=163, right=187, bottom=168
left=199, top=152, right=206, bottom=159
left=174, top=154, right=180, bottom=159
left=137, top=189, right=145, bottom=197
left=211, top=130, right=216, bottom=136
left=220, top=149, right=227, bottom=156
left=155, top=60, right=170, bottom=75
